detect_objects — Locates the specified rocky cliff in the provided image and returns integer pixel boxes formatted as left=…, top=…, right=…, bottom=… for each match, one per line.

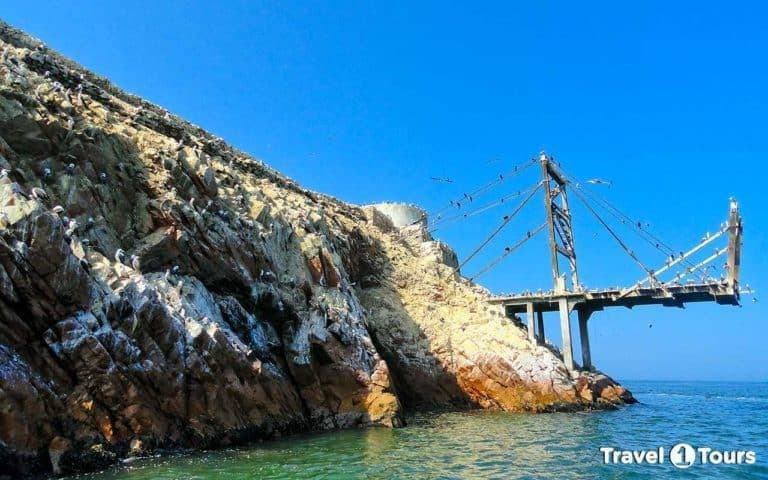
left=0, top=21, right=633, bottom=477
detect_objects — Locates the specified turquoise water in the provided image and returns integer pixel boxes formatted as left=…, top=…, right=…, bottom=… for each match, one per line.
left=76, top=381, right=768, bottom=479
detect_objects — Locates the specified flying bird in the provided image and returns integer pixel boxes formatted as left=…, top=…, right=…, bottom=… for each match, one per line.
left=587, top=178, right=611, bottom=186
left=430, top=177, right=453, bottom=183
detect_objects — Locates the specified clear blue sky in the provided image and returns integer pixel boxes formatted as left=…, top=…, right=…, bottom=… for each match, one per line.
left=5, top=1, right=766, bottom=381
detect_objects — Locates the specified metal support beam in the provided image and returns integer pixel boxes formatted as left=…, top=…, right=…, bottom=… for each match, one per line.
left=578, top=308, right=592, bottom=371
left=540, top=152, right=580, bottom=293
left=726, top=199, right=742, bottom=290
left=526, top=302, right=535, bottom=344
left=558, top=297, right=574, bottom=372
left=536, top=310, right=545, bottom=344
left=541, top=153, right=562, bottom=291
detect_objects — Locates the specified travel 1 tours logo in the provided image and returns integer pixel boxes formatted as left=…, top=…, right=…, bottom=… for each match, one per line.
left=600, top=443, right=757, bottom=469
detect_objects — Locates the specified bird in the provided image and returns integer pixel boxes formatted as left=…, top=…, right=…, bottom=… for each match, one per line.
left=98, top=172, right=108, bottom=183
left=52, top=205, right=65, bottom=214
left=648, top=323, right=653, bottom=328
left=430, top=177, right=453, bottom=183
left=114, top=248, right=126, bottom=264
left=30, top=187, right=48, bottom=200
left=130, top=255, right=140, bottom=271
left=587, top=178, right=611, bottom=186
left=42, top=168, right=52, bottom=180
left=65, top=220, right=78, bottom=237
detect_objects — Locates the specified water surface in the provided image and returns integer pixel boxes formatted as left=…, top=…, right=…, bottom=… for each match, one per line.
left=75, top=381, right=768, bottom=479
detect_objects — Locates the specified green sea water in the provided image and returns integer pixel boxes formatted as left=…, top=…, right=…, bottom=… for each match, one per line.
left=73, top=381, right=768, bottom=479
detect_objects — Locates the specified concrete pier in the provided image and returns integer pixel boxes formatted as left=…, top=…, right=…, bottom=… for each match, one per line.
left=526, top=303, right=535, bottom=344
left=558, top=298, right=574, bottom=371
left=536, top=311, right=545, bottom=344
left=578, top=309, right=592, bottom=371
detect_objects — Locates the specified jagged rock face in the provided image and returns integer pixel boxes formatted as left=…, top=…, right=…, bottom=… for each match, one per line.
left=0, top=21, right=631, bottom=477
left=355, top=213, right=632, bottom=411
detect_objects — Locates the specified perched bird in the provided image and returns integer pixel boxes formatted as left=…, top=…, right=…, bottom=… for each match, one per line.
left=52, top=205, right=65, bottom=214
left=130, top=254, right=140, bottom=271
left=65, top=219, right=78, bottom=236
left=114, top=248, right=126, bottom=264
left=30, top=187, right=48, bottom=200
left=65, top=163, right=75, bottom=174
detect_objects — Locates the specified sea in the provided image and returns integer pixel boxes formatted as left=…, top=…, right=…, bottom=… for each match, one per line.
left=73, top=381, right=768, bottom=479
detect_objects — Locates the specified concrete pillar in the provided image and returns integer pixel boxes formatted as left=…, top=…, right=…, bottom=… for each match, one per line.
left=558, top=298, right=574, bottom=371
left=578, top=309, right=592, bottom=371
left=536, top=311, right=545, bottom=344
left=526, top=303, right=535, bottom=344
